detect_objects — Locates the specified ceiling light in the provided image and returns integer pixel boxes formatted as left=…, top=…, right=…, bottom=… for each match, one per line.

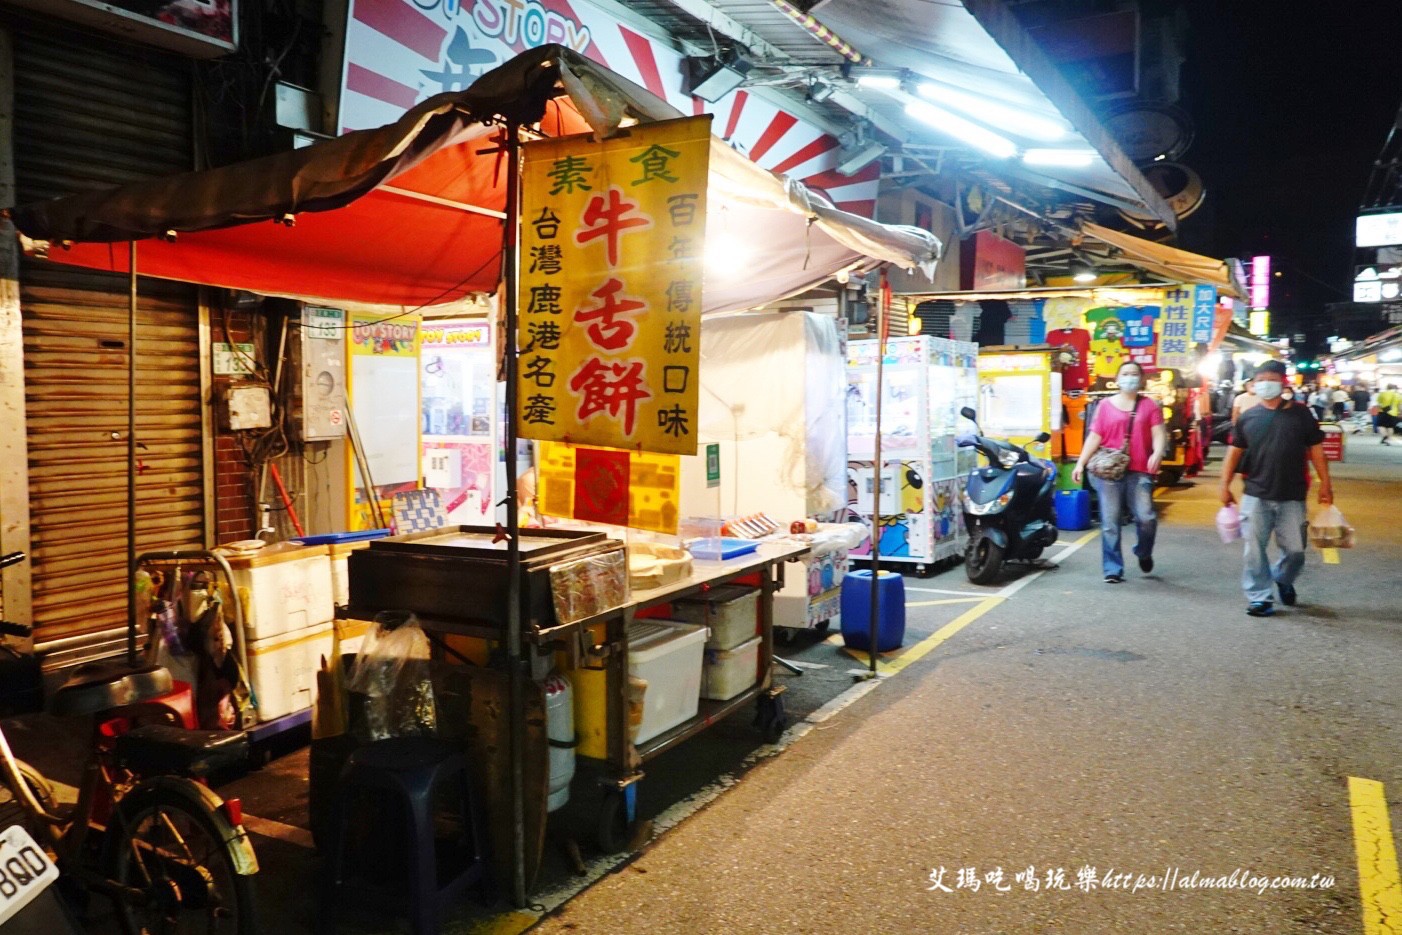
left=916, top=83, right=1067, bottom=142
left=856, top=74, right=901, bottom=90
left=686, top=50, right=752, bottom=103
left=903, top=100, right=1016, bottom=159
left=1023, top=148, right=1096, bottom=167
left=1071, top=261, right=1097, bottom=283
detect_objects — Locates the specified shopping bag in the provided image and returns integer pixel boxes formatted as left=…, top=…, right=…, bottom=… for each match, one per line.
left=1216, top=504, right=1241, bottom=543
left=1307, top=504, right=1355, bottom=549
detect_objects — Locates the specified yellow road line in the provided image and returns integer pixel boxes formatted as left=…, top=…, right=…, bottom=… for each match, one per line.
left=1322, top=548, right=1340, bottom=565
left=907, top=597, right=988, bottom=608
left=467, top=911, right=539, bottom=935
left=880, top=597, right=1005, bottom=675
left=1348, top=776, right=1402, bottom=935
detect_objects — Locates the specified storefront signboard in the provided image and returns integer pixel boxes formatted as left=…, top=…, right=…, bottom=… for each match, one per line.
left=1158, top=285, right=1193, bottom=373
left=518, top=115, right=709, bottom=456
left=337, top=0, right=878, bottom=216
left=1190, top=285, right=1217, bottom=345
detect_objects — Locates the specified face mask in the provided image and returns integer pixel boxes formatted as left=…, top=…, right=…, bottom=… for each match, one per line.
left=1118, top=375, right=1141, bottom=393
left=1255, top=381, right=1283, bottom=400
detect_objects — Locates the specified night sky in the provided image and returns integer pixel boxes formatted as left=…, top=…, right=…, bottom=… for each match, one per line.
left=1177, top=2, right=1402, bottom=351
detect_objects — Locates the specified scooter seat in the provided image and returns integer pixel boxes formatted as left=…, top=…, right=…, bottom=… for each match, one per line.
left=114, top=724, right=249, bottom=777
left=48, top=661, right=173, bottom=718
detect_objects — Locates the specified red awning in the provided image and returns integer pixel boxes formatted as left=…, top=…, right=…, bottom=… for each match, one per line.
left=13, top=46, right=940, bottom=311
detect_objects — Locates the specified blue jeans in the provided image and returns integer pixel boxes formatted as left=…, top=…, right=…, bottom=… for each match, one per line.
left=1239, top=496, right=1307, bottom=603
left=1090, top=472, right=1157, bottom=576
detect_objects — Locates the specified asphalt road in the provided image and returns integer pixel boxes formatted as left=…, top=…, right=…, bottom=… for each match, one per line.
left=11, top=437, right=1397, bottom=934
left=531, top=439, right=1402, bottom=934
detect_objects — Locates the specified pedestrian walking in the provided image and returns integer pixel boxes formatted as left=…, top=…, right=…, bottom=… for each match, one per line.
left=1073, top=361, right=1168, bottom=584
left=1307, top=385, right=1329, bottom=420
left=1219, top=360, right=1334, bottom=617
left=1377, top=384, right=1400, bottom=445
left=1330, top=386, right=1349, bottom=421
left=1350, top=385, right=1371, bottom=432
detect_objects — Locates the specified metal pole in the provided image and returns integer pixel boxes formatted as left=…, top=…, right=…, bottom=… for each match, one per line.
left=866, top=281, right=886, bottom=677
left=502, top=120, right=527, bottom=908
left=127, top=241, right=138, bottom=666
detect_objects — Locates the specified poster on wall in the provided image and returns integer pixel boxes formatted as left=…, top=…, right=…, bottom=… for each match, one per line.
left=517, top=116, right=709, bottom=456
left=537, top=442, right=681, bottom=534
left=421, top=320, right=495, bottom=524
left=1084, top=297, right=1165, bottom=384
left=347, top=312, right=421, bottom=529
left=336, top=0, right=878, bottom=216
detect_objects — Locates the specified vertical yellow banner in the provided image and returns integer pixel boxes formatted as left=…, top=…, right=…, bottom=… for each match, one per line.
left=518, top=115, right=711, bottom=456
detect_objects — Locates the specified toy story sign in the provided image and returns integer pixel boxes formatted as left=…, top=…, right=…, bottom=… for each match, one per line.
left=518, top=116, right=710, bottom=456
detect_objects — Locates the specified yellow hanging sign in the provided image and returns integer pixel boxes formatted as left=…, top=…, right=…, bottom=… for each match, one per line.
left=517, top=115, right=711, bottom=456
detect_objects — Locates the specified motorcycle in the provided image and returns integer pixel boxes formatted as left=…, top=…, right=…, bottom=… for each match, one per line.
left=956, top=407, right=1058, bottom=584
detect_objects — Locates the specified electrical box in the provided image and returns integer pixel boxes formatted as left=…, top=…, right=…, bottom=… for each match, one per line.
left=220, top=384, right=273, bottom=431
left=291, top=305, right=348, bottom=441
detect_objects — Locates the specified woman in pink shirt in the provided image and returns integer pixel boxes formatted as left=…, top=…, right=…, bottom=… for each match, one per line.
left=1072, top=361, right=1169, bottom=583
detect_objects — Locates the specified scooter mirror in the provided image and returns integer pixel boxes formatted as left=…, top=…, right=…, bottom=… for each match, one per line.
left=1034, top=431, right=1051, bottom=444
left=960, top=406, right=978, bottom=422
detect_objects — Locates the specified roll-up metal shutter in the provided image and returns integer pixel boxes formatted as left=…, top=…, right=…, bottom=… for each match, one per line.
left=12, top=27, right=207, bottom=665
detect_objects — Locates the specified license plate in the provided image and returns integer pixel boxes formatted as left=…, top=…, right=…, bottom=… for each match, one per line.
left=0, top=824, right=59, bottom=926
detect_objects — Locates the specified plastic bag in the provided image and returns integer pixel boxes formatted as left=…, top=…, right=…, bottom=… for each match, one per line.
left=346, top=611, right=437, bottom=742
left=1216, top=504, right=1241, bottom=543
left=1308, top=505, right=1355, bottom=549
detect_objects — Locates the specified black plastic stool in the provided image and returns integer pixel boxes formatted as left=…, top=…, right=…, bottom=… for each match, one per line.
left=320, top=737, right=488, bottom=934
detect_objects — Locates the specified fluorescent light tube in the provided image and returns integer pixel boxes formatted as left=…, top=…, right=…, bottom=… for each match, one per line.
left=903, top=100, right=1016, bottom=159
left=856, top=74, right=901, bottom=90
left=916, top=83, right=1067, bottom=142
left=1023, top=148, right=1096, bottom=167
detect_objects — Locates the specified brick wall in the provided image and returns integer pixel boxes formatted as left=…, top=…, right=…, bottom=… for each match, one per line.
left=211, top=307, right=259, bottom=543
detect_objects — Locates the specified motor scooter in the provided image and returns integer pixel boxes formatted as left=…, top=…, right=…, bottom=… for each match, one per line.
left=956, top=407, right=1058, bottom=584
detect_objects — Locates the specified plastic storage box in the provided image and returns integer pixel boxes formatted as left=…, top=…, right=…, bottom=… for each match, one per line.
left=701, top=634, right=760, bottom=701
left=245, top=620, right=334, bottom=722
left=221, top=542, right=334, bottom=641
left=627, top=620, right=707, bottom=746
left=672, top=585, right=758, bottom=650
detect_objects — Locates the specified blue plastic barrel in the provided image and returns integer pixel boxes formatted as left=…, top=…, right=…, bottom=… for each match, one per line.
left=840, top=570, right=906, bottom=652
left=1055, top=489, right=1092, bottom=530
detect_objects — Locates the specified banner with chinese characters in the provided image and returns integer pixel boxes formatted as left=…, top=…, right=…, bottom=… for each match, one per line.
left=536, top=442, right=681, bottom=535
left=1158, top=285, right=1194, bottom=373
left=518, top=116, right=711, bottom=456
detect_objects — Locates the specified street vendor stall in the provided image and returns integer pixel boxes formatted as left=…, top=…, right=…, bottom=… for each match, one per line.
left=11, top=44, right=940, bottom=906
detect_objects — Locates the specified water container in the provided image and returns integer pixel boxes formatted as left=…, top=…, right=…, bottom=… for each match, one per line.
left=1054, top=489, right=1092, bottom=531
left=839, top=570, right=905, bottom=652
left=544, top=674, right=575, bottom=812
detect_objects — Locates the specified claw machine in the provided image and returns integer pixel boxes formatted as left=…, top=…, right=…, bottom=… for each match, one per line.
left=975, top=346, right=1062, bottom=453
left=420, top=319, right=497, bottom=524
left=846, top=335, right=978, bottom=573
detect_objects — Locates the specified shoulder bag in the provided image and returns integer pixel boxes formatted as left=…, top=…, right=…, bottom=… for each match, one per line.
left=1087, top=396, right=1140, bottom=481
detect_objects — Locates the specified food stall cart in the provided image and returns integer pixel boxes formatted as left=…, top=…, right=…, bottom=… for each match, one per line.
left=344, top=526, right=807, bottom=858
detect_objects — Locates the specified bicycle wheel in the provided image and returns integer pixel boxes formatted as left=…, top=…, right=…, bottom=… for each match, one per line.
left=104, top=784, right=256, bottom=935
left=0, top=758, right=57, bottom=834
